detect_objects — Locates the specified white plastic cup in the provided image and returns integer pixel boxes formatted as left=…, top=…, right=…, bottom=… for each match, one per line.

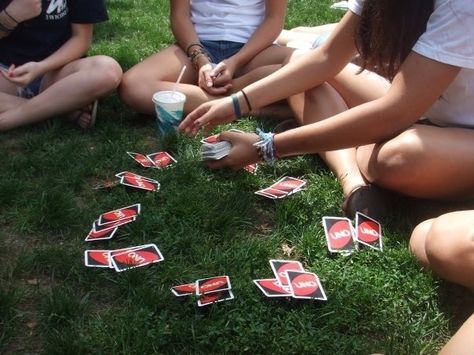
left=152, top=91, right=186, bottom=136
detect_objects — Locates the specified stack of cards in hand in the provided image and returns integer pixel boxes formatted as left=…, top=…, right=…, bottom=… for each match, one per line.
left=322, top=212, right=383, bottom=254
left=200, top=134, right=232, bottom=161
left=115, top=171, right=160, bottom=192
left=85, top=203, right=141, bottom=241
left=255, top=176, right=306, bottom=199
left=254, top=260, right=327, bottom=301
left=84, top=243, right=164, bottom=272
left=171, top=275, right=234, bottom=307
left=127, top=151, right=177, bottom=169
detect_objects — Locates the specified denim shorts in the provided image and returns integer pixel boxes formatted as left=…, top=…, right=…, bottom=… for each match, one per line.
left=0, top=62, right=44, bottom=98
left=200, top=40, right=245, bottom=64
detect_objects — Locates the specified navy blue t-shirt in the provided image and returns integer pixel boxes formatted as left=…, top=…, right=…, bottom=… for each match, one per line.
left=0, top=0, right=108, bottom=65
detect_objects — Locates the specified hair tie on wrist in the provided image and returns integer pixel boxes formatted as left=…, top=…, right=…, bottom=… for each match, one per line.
left=231, top=94, right=242, bottom=119
left=3, top=9, right=18, bottom=24
left=240, top=89, right=252, bottom=112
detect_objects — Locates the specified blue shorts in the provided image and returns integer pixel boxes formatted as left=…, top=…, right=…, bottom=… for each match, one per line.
left=200, top=40, right=245, bottom=64
left=0, top=62, right=44, bottom=98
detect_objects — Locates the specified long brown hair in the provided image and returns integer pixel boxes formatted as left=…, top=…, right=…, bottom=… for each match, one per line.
left=355, top=0, right=434, bottom=81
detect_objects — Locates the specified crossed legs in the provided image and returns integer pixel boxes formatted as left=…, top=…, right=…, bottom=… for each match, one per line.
left=0, top=55, right=122, bottom=132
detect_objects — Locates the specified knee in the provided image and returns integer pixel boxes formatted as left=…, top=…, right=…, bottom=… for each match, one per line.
left=358, top=129, right=424, bottom=186
left=90, top=55, right=123, bottom=92
left=409, top=219, right=434, bottom=267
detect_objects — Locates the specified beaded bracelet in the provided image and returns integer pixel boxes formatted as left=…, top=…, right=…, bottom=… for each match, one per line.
left=253, top=128, right=278, bottom=165
left=186, top=43, right=203, bottom=56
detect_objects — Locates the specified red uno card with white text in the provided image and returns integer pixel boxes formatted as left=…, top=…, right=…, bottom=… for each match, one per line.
left=84, top=250, right=113, bottom=268
left=171, top=282, right=196, bottom=297
left=286, top=270, right=327, bottom=300
left=271, top=176, right=306, bottom=194
left=355, top=212, right=383, bottom=251
left=115, top=171, right=157, bottom=182
left=127, top=152, right=155, bottom=168
left=269, top=259, right=304, bottom=287
left=255, top=187, right=290, bottom=199
left=110, top=244, right=164, bottom=272
left=200, top=134, right=220, bottom=144
left=98, top=203, right=141, bottom=226
left=85, top=226, right=118, bottom=242
left=253, top=279, right=291, bottom=297
left=197, top=290, right=235, bottom=307
left=244, top=163, right=258, bottom=174
left=92, top=216, right=136, bottom=233
left=196, top=275, right=231, bottom=295
left=146, top=151, right=177, bottom=169
left=322, top=216, right=356, bottom=254
left=120, top=175, right=160, bottom=192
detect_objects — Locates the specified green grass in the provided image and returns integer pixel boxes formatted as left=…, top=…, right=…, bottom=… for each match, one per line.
left=1, top=0, right=473, bottom=353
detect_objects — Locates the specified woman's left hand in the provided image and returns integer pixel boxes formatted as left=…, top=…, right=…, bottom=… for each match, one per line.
left=205, top=130, right=261, bottom=170
left=1, top=62, right=43, bottom=87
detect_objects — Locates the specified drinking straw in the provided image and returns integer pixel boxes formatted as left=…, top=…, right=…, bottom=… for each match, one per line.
left=172, top=65, right=186, bottom=95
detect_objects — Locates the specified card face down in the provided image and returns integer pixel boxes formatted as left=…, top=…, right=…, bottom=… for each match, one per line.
left=98, top=203, right=141, bottom=226
left=253, top=279, right=291, bottom=297
left=322, top=216, right=355, bottom=253
left=120, top=176, right=160, bottom=192
left=355, top=212, right=383, bottom=250
left=271, top=176, right=306, bottom=194
left=127, top=152, right=155, bottom=168
left=110, top=244, right=164, bottom=272
left=170, top=282, right=196, bottom=297
left=286, top=270, right=327, bottom=300
left=146, top=151, right=177, bottom=168
left=197, top=289, right=234, bottom=307
left=84, top=250, right=112, bottom=268
left=196, top=276, right=231, bottom=295
left=85, top=226, right=118, bottom=242
left=269, top=259, right=304, bottom=287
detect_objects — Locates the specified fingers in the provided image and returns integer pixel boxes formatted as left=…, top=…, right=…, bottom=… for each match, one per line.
left=210, top=61, right=226, bottom=78
left=203, top=84, right=231, bottom=95
left=179, top=104, right=211, bottom=135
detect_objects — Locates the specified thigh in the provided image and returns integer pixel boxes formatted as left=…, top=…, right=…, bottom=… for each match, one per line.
left=358, top=124, right=474, bottom=199
left=238, top=45, right=295, bottom=75
left=122, top=45, right=198, bottom=84
left=329, top=63, right=390, bottom=108
left=0, top=72, right=18, bottom=96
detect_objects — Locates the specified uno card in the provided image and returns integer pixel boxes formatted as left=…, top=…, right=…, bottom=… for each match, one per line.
left=85, top=226, right=118, bottom=241
left=271, top=176, right=306, bottom=194
left=200, top=134, right=220, bottom=144
left=92, top=216, right=136, bottom=233
left=84, top=250, right=112, bottom=268
left=322, top=216, right=356, bottom=254
left=197, top=289, right=235, bottom=307
left=253, top=279, right=291, bottom=298
left=254, top=187, right=290, bottom=199
left=126, top=152, right=155, bottom=168
left=120, top=175, right=160, bottom=192
left=286, top=270, right=327, bottom=300
left=110, top=244, right=164, bottom=272
left=355, top=212, right=383, bottom=250
left=114, top=171, right=157, bottom=182
left=98, top=203, right=141, bottom=226
left=244, top=163, right=258, bottom=174
left=171, top=282, right=196, bottom=297
left=146, top=151, right=177, bottom=169
left=196, top=275, right=231, bottom=295
left=269, top=259, right=304, bottom=287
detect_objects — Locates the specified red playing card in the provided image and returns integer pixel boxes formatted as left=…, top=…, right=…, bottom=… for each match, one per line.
left=200, top=134, right=219, bottom=144
left=255, top=187, right=290, bottom=199
left=98, top=203, right=141, bottom=226
left=146, top=151, right=177, bottom=168
left=85, top=226, right=119, bottom=241
left=127, top=152, right=155, bottom=168
left=120, top=176, right=160, bottom=192
left=170, top=283, right=196, bottom=297
left=92, top=216, right=136, bottom=233
left=356, top=212, right=383, bottom=250
left=110, top=244, right=164, bottom=272
left=253, top=279, right=291, bottom=297
left=115, top=171, right=157, bottom=183
left=322, top=216, right=356, bottom=254
left=196, top=275, right=231, bottom=295
left=244, top=163, right=258, bottom=174
left=84, top=250, right=113, bottom=268
left=271, top=176, right=306, bottom=194
left=269, top=259, right=304, bottom=287
left=286, top=270, right=327, bottom=300
left=197, top=290, right=234, bottom=307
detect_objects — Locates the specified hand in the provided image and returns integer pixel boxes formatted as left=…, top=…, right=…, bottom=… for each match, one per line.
left=6, top=0, right=42, bottom=23
left=198, top=63, right=231, bottom=95
left=1, top=62, right=44, bottom=87
left=206, top=131, right=261, bottom=170
left=209, top=59, right=236, bottom=91
left=179, top=96, right=237, bottom=136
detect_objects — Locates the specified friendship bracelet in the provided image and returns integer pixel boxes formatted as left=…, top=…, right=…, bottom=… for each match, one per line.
left=253, top=128, right=278, bottom=165
left=240, top=89, right=252, bottom=112
left=230, top=94, right=242, bottom=119
left=3, top=9, right=18, bottom=24
left=186, top=43, right=203, bottom=56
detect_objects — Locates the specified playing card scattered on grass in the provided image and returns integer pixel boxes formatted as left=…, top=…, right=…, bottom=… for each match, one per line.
left=171, top=275, right=235, bottom=307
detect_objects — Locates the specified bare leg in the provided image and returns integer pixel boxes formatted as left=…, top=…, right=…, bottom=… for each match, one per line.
left=440, top=314, right=474, bottom=355
left=0, top=76, right=27, bottom=113
left=0, top=55, right=122, bottom=132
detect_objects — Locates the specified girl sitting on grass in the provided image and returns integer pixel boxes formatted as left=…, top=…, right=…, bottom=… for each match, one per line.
left=179, top=0, right=474, bottom=222
left=0, top=0, right=122, bottom=131
left=119, top=0, right=294, bottom=116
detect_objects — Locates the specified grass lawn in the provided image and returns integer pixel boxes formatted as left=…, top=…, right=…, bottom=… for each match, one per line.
left=1, top=0, right=473, bottom=353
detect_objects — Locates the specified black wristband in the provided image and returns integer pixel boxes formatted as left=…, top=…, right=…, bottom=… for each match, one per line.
left=240, top=89, right=252, bottom=112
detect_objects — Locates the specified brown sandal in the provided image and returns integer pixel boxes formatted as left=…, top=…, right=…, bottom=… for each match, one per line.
left=342, top=184, right=390, bottom=220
